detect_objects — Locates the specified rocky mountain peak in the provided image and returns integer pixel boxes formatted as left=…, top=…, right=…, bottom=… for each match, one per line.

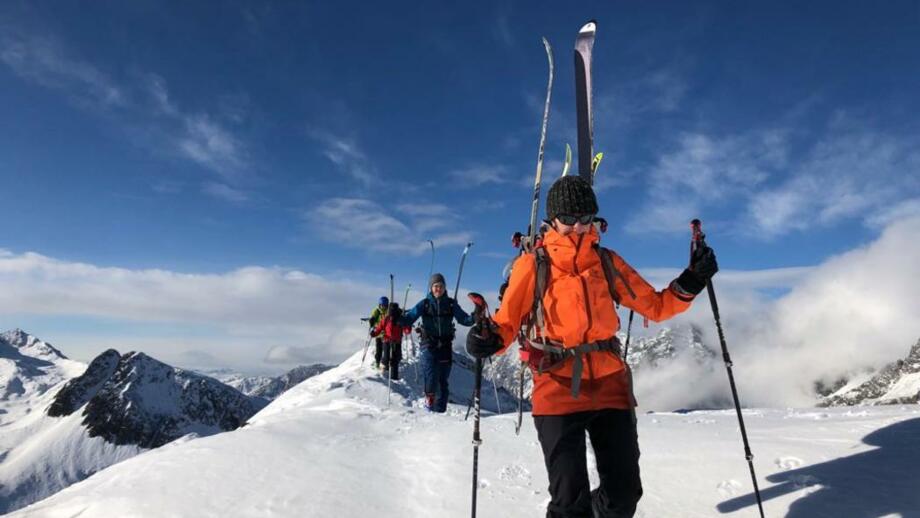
left=0, top=328, right=67, bottom=360
left=45, top=348, right=267, bottom=448
left=821, top=337, right=920, bottom=406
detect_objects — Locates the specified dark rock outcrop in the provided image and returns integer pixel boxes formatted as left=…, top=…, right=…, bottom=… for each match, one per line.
left=46, top=349, right=121, bottom=417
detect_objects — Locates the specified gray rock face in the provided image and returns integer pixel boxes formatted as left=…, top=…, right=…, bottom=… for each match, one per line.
left=821, top=338, right=920, bottom=406
left=47, top=350, right=268, bottom=448
left=625, top=324, right=714, bottom=370
left=46, top=349, right=120, bottom=417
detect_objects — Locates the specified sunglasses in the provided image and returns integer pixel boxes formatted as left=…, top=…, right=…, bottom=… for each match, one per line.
left=556, top=214, right=595, bottom=226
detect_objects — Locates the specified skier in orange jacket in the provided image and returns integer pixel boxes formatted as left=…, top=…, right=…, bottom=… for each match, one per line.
left=467, top=175, right=718, bottom=518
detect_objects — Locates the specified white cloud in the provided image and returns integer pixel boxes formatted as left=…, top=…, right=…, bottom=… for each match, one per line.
left=865, top=198, right=920, bottom=229
left=305, top=198, right=473, bottom=255
left=634, top=215, right=920, bottom=410
left=264, top=345, right=324, bottom=365
left=0, top=250, right=377, bottom=370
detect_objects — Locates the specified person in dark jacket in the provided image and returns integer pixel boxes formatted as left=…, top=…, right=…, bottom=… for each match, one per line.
left=400, top=273, right=474, bottom=412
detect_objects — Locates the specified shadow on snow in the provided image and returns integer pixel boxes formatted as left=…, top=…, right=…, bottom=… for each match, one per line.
left=717, top=417, right=920, bottom=517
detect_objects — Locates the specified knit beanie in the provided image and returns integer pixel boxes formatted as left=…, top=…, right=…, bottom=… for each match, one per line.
left=545, top=175, right=598, bottom=222
left=429, top=273, right=446, bottom=288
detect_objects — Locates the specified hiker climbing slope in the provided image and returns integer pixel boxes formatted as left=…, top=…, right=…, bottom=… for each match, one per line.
left=467, top=175, right=717, bottom=517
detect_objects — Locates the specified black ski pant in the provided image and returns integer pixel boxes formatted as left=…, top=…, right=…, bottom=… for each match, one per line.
left=373, top=337, right=383, bottom=366
left=534, top=408, right=642, bottom=518
left=381, top=340, right=402, bottom=380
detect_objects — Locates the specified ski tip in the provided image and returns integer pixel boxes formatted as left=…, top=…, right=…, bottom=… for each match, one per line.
left=579, top=20, right=597, bottom=34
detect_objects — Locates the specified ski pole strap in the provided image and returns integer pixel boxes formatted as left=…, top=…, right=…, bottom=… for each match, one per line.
left=527, top=337, right=622, bottom=398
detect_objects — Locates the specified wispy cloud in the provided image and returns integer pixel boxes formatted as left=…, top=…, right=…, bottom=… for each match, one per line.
left=307, top=129, right=377, bottom=187
left=202, top=182, right=249, bottom=203
left=747, top=128, right=920, bottom=238
left=305, top=198, right=472, bottom=255
left=448, top=165, right=509, bottom=188
left=626, top=130, right=786, bottom=234
left=0, top=32, right=125, bottom=108
left=595, top=59, right=691, bottom=127
left=0, top=28, right=251, bottom=189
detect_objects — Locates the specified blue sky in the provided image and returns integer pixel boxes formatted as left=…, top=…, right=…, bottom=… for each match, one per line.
left=1, top=2, right=919, bottom=372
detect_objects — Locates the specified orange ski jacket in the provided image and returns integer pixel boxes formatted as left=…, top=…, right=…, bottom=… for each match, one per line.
left=492, top=227, right=695, bottom=415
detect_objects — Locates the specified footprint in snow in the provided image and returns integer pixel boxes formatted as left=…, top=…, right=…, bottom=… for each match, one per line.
left=498, top=464, right=532, bottom=486
left=716, top=479, right=743, bottom=497
left=774, top=456, right=804, bottom=470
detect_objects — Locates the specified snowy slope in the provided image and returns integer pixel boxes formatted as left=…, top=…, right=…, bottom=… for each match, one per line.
left=11, top=346, right=920, bottom=518
left=0, top=342, right=267, bottom=514
left=0, top=329, right=85, bottom=425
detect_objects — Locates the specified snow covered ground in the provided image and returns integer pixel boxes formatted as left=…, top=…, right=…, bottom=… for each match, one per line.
left=9, top=348, right=920, bottom=518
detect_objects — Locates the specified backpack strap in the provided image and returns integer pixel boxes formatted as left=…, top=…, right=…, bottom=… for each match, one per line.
left=595, top=244, right=636, bottom=306
left=531, top=247, right=551, bottom=331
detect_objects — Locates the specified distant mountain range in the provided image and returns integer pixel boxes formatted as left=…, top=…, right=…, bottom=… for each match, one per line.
left=485, top=324, right=714, bottom=402
left=820, top=338, right=920, bottom=407
left=203, top=364, right=333, bottom=400
left=0, top=329, right=330, bottom=514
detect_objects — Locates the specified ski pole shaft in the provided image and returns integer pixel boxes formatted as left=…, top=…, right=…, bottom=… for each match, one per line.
left=691, top=219, right=765, bottom=518
left=489, top=357, right=502, bottom=414
left=623, top=309, right=634, bottom=359
left=471, top=358, right=483, bottom=518
left=427, top=240, right=435, bottom=279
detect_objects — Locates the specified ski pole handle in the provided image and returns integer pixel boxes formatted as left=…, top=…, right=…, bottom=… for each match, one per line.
left=690, top=218, right=706, bottom=254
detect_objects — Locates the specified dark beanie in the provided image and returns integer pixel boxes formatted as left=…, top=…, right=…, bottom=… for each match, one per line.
left=545, top=175, right=598, bottom=221
left=430, top=273, right=446, bottom=288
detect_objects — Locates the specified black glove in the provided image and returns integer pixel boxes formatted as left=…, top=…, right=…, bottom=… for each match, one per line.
left=466, top=323, right=503, bottom=359
left=674, top=246, right=718, bottom=296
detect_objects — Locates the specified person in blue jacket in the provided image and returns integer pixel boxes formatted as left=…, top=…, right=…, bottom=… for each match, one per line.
left=400, top=273, right=474, bottom=412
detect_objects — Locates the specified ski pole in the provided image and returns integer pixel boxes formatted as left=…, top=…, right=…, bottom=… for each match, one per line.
left=622, top=309, right=634, bottom=359
left=387, top=354, right=392, bottom=407
left=361, top=334, right=372, bottom=365
left=427, top=239, right=435, bottom=280
left=514, top=359, right=525, bottom=435
left=489, top=357, right=502, bottom=414
left=466, top=292, right=495, bottom=518
left=691, top=219, right=765, bottom=518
